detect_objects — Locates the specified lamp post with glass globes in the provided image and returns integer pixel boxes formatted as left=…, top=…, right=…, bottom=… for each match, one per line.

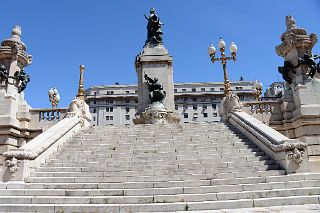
left=48, top=87, right=60, bottom=108
left=208, top=38, right=238, bottom=97
left=252, top=80, right=263, bottom=101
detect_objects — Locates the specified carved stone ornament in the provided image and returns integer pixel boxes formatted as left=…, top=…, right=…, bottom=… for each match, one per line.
left=220, top=93, right=242, bottom=119
left=287, top=148, right=304, bottom=166
left=4, top=157, right=21, bottom=175
left=66, top=97, right=91, bottom=125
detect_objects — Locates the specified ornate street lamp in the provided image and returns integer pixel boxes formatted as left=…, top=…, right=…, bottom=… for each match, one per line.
left=77, top=64, right=85, bottom=100
left=252, top=80, right=263, bottom=101
left=208, top=38, right=238, bottom=96
left=48, top=87, right=60, bottom=108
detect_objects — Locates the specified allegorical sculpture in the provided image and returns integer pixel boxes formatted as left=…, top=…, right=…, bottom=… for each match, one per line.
left=298, top=53, right=320, bottom=78
left=0, top=64, right=30, bottom=93
left=144, top=8, right=163, bottom=46
left=144, top=73, right=166, bottom=103
left=278, top=61, right=297, bottom=84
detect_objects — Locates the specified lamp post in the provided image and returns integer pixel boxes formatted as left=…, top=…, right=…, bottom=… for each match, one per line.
left=77, top=64, right=85, bottom=100
left=48, top=87, right=60, bottom=108
left=208, top=38, right=238, bottom=97
left=252, top=80, right=263, bottom=101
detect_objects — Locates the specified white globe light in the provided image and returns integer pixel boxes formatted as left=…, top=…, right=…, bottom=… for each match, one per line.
left=56, top=94, right=60, bottom=101
left=48, top=88, right=54, bottom=96
left=254, top=80, right=263, bottom=89
left=53, top=88, right=58, bottom=95
left=218, top=38, right=226, bottom=49
left=230, top=42, right=238, bottom=53
left=208, top=43, right=216, bottom=55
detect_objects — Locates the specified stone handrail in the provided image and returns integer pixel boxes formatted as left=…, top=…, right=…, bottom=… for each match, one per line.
left=30, top=108, right=67, bottom=122
left=227, top=110, right=308, bottom=173
left=242, top=100, right=276, bottom=114
left=1, top=98, right=92, bottom=182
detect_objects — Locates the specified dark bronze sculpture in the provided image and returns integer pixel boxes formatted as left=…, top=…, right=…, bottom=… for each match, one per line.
left=0, top=64, right=30, bottom=93
left=144, top=73, right=166, bottom=103
left=144, top=8, right=163, bottom=46
left=278, top=61, right=297, bottom=84
left=0, top=64, right=8, bottom=80
left=298, top=53, right=320, bottom=78
left=14, top=69, right=30, bottom=93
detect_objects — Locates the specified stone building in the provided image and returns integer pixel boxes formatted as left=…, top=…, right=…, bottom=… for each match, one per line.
left=85, top=80, right=256, bottom=125
left=264, top=81, right=285, bottom=98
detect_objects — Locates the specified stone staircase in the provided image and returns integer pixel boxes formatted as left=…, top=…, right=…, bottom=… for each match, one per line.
left=1, top=123, right=320, bottom=212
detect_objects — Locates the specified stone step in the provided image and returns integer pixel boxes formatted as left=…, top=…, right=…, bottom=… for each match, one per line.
left=0, top=195, right=319, bottom=212
left=27, top=170, right=286, bottom=183
left=1, top=186, right=320, bottom=205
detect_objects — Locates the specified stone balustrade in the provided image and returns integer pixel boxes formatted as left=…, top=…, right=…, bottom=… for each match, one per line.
left=227, top=110, right=308, bottom=173
left=29, top=108, right=67, bottom=131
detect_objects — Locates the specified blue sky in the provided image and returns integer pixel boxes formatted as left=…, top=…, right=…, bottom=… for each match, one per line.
left=1, top=0, right=319, bottom=108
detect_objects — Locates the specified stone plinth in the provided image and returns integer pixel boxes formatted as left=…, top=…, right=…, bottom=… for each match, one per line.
left=134, top=44, right=180, bottom=124
left=271, top=16, right=320, bottom=172
left=0, top=26, right=33, bottom=163
left=133, top=101, right=180, bottom=124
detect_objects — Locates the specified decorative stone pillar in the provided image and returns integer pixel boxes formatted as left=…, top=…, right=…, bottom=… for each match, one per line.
left=133, top=44, right=180, bottom=124
left=0, top=26, right=33, bottom=163
left=272, top=16, right=320, bottom=171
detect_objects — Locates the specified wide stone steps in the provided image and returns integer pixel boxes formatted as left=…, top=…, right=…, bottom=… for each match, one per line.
left=2, top=123, right=320, bottom=212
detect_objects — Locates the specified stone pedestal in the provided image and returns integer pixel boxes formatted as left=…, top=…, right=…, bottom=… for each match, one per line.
left=134, top=44, right=180, bottom=124
left=0, top=26, right=33, bottom=163
left=271, top=16, right=320, bottom=171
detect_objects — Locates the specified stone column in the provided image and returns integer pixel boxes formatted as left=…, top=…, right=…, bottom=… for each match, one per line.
left=133, top=44, right=180, bottom=124
left=273, top=16, right=320, bottom=171
left=0, top=26, right=32, bottom=163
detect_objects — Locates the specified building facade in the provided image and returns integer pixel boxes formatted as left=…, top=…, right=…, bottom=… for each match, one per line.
left=85, top=81, right=256, bottom=125
left=264, top=82, right=285, bottom=98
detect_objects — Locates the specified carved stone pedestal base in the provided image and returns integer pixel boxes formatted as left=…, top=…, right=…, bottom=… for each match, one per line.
left=133, top=102, right=180, bottom=125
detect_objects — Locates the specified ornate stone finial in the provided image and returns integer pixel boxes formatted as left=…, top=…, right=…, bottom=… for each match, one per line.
left=77, top=64, right=85, bottom=100
left=285, top=15, right=297, bottom=31
left=12, top=25, right=22, bottom=38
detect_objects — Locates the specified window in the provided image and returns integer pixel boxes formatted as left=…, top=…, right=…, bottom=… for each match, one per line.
left=210, top=88, right=215, bottom=91
left=192, top=98, right=197, bottom=102
left=236, top=87, right=243, bottom=90
left=125, top=115, right=130, bottom=120
left=174, top=89, right=177, bottom=93
left=201, top=88, right=205, bottom=92
left=175, top=105, right=178, bottom=110
left=106, top=99, right=113, bottom=104
left=239, top=95, right=244, bottom=100
left=182, top=89, right=186, bottom=92
left=93, top=116, right=96, bottom=121
left=125, top=107, right=130, bottom=113
left=135, top=90, right=138, bottom=94
left=192, top=88, right=196, bottom=92
left=106, top=107, right=113, bottom=112
left=183, top=97, right=188, bottom=101
left=125, top=99, right=130, bottom=103
left=184, top=113, right=188, bottom=118
left=106, top=116, right=110, bottom=120
left=203, top=113, right=208, bottom=118
left=93, top=108, right=96, bottom=113
left=193, top=105, right=197, bottom=110
left=183, top=104, right=188, bottom=110
left=110, top=116, right=113, bottom=120
left=220, top=88, right=224, bottom=91
left=203, top=105, right=207, bottom=110
left=111, top=91, right=114, bottom=95
left=126, top=91, right=130, bottom=94
left=93, top=100, right=96, bottom=104
left=213, top=113, right=218, bottom=117
left=212, top=104, right=217, bottom=110
left=211, top=97, right=216, bottom=101
left=94, top=92, right=97, bottom=96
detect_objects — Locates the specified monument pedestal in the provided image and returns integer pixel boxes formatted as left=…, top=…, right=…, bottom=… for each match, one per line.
left=271, top=16, right=320, bottom=172
left=134, top=44, right=180, bottom=124
left=0, top=26, right=33, bottom=163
